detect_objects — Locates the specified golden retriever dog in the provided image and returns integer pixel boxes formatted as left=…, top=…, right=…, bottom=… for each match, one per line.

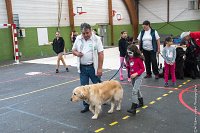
left=71, top=80, right=123, bottom=119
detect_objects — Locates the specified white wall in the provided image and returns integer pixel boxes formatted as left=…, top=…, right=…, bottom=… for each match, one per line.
left=0, top=0, right=8, bottom=25
left=139, top=0, right=200, bottom=24
left=169, top=0, right=200, bottom=22
left=1, top=0, right=198, bottom=27
left=112, top=0, right=131, bottom=25
left=73, top=0, right=130, bottom=26
left=11, top=0, right=69, bottom=27
left=0, top=0, right=130, bottom=27
left=73, top=0, right=108, bottom=26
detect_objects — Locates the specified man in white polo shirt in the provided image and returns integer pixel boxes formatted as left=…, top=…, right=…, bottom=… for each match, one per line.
left=72, top=23, right=104, bottom=113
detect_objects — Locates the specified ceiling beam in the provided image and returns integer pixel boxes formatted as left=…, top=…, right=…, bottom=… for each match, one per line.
left=123, top=0, right=138, bottom=40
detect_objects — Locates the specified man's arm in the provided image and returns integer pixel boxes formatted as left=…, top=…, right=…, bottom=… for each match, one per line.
left=72, top=38, right=83, bottom=57
left=97, top=51, right=104, bottom=76
left=72, top=50, right=83, bottom=57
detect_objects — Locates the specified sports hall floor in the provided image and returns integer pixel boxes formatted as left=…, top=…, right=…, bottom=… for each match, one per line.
left=0, top=47, right=199, bottom=133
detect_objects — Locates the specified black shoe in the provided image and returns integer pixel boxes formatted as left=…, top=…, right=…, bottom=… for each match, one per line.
left=80, top=107, right=89, bottom=113
left=164, top=82, right=169, bottom=87
left=144, top=74, right=152, bottom=78
left=137, top=98, right=144, bottom=108
left=56, top=69, right=59, bottom=73
left=66, top=67, right=69, bottom=72
left=155, top=74, right=159, bottom=79
left=127, top=103, right=138, bottom=115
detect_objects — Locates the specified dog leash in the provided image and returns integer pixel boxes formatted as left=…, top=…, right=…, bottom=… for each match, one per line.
left=95, top=62, right=124, bottom=83
left=109, top=62, right=124, bottom=81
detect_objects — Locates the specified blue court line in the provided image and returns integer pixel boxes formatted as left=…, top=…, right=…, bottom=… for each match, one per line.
left=6, top=107, right=78, bottom=130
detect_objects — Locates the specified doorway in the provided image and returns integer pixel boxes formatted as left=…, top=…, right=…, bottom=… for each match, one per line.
left=98, top=24, right=108, bottom=46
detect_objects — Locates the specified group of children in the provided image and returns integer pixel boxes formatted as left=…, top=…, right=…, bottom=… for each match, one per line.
left=118, top=31, right=177, bottom=115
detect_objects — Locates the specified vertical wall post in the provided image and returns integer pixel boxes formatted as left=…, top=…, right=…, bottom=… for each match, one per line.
left=167, top=0, right=169, bottom=23
left=5, top=0, right=13, bottom=24
left=124, top=0, right=138, bottom=40
left=5, top=0, right=15, bottom=59
left=68, top=0, right=75, bottom=33
left=108, top=0, right=114, bottom=46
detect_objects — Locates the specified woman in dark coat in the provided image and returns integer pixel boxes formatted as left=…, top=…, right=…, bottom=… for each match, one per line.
left=52, top=31, right=69, bottom=73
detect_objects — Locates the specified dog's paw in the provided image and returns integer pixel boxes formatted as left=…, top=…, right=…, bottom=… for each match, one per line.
left=116, top=107, right=121, bottom=111
left=92, top=115, right=98, bottom=119
left=108, top=110, right=113, bottom=113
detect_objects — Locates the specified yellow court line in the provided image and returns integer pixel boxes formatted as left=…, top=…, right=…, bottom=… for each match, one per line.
left=178, top=85, right=183, bottom=88
left=156, top=97, right=162, bottom=100
left=109, top=121, right=118, bottom=126
left=168, top=91, right=173, bottom=93
left=122, top=115, right=130, bottom=120
left=95, top=128, right=105, bottom=133
left=182, top=82, right=187, bottom=85
left=163, top=94, right=168, bottom=97
left=136, top=110, right=140, bottom=113
left=149, top=101, right=156, bottom=104
left=142, top=105, right=148, bottom=109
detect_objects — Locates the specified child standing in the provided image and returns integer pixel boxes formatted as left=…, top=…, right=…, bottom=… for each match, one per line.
left=126, top=44, right=145, bottom=115
left=162, top=37, right=176, bottom=87
left=118, top=31, right=130, bottom=81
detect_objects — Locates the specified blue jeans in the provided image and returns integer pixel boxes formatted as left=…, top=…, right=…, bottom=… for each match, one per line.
left=80, top=65, right=101, bottom=108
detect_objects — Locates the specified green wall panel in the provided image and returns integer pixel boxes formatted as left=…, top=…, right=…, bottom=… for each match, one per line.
left=0, top=20, right=199, bottom=62
left=113, top=24, right=133, bottom=46
left=18, top=26, right=72, bottom=60
left=0, top=28, right=14, bottom=61
left=138, top=20, right=200, bottom=41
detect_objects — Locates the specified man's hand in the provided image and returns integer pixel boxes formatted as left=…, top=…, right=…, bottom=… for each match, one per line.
left=97, top=68, right=103, bottom=76
left=157, top=50, right=160, bottom=55
left=77, top=52, right=83, bottom=57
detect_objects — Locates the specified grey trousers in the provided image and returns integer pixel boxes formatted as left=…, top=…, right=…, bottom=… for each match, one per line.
left=131, top=73, right=144, bottom=104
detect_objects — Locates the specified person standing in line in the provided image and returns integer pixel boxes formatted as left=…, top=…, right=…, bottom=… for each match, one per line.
left=126, top=44, right=145, bottom=115
left=137, top=20, right=160, bottom=79
left=71, top=30, right=78, bottom=44
left=72, top=23, right=104, bottom=113
left=52, top=31, right=69, bottom=73
left=118, top=31, right=131, bottom=82
left=162, top=37, right=176, bottom=87
left=92, top=29, right=99, bottom=36
left=180, top=31, right=200, bottom=79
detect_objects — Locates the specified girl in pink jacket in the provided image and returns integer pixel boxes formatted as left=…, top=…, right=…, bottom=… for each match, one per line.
left=126, top=44, right=145, bottom=115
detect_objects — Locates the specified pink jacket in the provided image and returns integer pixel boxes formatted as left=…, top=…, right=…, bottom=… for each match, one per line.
left=126, top=57, right=145, bottom=76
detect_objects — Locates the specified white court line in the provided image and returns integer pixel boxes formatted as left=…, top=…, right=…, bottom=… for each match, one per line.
left=0, top=70, right=113, bottom=102
left=0, top=79, right=79, bottom=102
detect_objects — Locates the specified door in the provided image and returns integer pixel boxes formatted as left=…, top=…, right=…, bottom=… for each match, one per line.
left=98, top=24, right=108, bottom=46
